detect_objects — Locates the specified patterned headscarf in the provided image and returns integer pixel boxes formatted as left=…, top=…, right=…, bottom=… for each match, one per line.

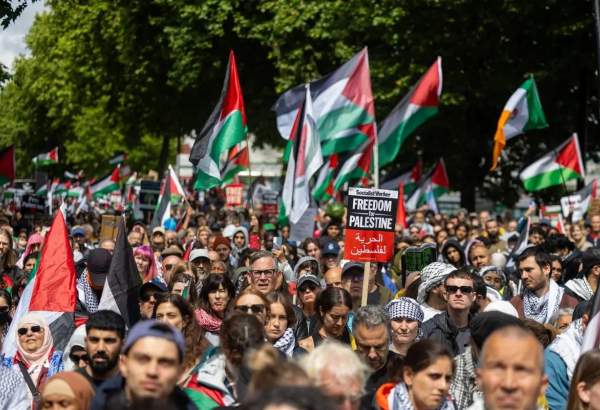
left=417, top=262, right=456, bottom=303
left=386, top=298, right=424, bottom=324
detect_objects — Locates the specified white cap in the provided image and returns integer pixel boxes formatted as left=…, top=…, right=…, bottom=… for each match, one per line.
left=483, top=300, right=519, bottom=318
left=189, top=248, right=209, bottom=261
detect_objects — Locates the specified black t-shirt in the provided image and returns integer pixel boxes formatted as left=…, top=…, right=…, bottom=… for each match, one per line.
left=75, top=367, right=111, bottom=390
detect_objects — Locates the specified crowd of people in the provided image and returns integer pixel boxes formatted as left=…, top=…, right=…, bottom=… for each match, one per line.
left=0, top=194, right=600, bottom=410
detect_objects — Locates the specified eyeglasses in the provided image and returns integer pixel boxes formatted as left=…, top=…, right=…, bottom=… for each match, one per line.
left=445, top=285, right=474, bottom=294
left=235, top=304, right=266, bottom=314
left=18, top=325, right=42, bottom=336
left=251, top=269, right=276, bottom=278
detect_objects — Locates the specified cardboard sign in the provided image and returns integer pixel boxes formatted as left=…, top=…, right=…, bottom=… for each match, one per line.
left=560, top=194, right=587, bottom=222
left=225, top=184, right=244, bottom=207
left=100, top=215, right=119, bottom=241
left=344, top=187, right=398, bottom=262
left=262, top=190, right=279, bottom=216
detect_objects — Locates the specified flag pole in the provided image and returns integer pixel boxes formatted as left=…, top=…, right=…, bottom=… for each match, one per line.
left=373, top=132, right=380, bottom=189
left=246, top=133, right=254, bottom=209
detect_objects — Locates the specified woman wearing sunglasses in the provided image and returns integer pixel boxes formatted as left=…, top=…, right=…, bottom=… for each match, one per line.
left=375, top=340, right=456, bottom=410
left=233, top=289, right=270, bottom=325
left=298, top=287, right=353, bottom=352
left=153, top=293, right=209, bottom=385
left=2, top=312, right=64, bottom=406
left=196, top=274, right=235, bottom=346
left=295, top=274, right=322, bottom=340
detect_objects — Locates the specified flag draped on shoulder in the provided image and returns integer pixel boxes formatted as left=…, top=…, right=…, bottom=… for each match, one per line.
left=519, top=134, right=584, bottom=192
left=32, top=147, right=59, bottom=166
left=190, top=51, right=248, bottom=191
left=274, top=48, right=376, bottom=157
left=90, top=167, right=120, bottom=199
left=282, top=85, right=323, bottom=224
left=378, top=58, right=442, bottom=167
left=2, top=206, right=76, bottom=356
left=98, top=217, right=142, bottom=327
left=491, top=77, right=547, bottom=170
left=0, top=145, right=15, bottom=185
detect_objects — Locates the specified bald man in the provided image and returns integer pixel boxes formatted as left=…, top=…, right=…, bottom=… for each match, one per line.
left=476, top=326, right=547, bottom=410
left=324, top=267, right=343, bottom=289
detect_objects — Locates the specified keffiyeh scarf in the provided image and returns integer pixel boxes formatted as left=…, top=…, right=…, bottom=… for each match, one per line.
left=565, top=277, right=594, bottom=301
left=195, top=308, right=222, bottom=333
left=417, top=262, right=457, bottom=304
left=77, top=271, right=99, bottom=313
left=390, top=382, right=455, bottom=410
left=523, top=279, right=563, bottom=324
left=273, top=328, right=296, bottom=357
left=548, top=319, right=584, bottom=379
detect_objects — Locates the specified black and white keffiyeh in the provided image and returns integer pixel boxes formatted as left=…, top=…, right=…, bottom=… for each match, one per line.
left=386, top=298, right=424, bottom=323
left=523, top=279, right=563, bottom=324
left=564, top=277, right=594, bottom=301
left=273, top=328, right=296, bottom=357
left=389, top=382, right=456, bottom=410
left=77, top=270, right=99, bottom=313
left=417, top=262, right=456, bottom=303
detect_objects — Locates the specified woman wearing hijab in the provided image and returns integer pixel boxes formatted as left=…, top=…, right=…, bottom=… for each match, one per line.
left=133, top=245, right=159, bottom=282
left=41, top=371, right=94, bottom=410
left=386, top=298, right=424, bottom=357
left=2, top=313, right=64, bottom=404
left=15, top=233, right=43, bottom=270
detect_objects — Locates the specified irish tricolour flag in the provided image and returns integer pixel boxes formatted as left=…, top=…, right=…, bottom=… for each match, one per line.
left=190, top=51, right=247, bottom=191
left=32, top=147, right=59, bottom=166
left=274, top=48, right=376, bottom=157
left=520, top=134, right=585, bottom=192
left=491, top=77, right=547, bottom=170
left=90, top=167, right=120, bottom=199
left=378, top=58, right=442, bottom=167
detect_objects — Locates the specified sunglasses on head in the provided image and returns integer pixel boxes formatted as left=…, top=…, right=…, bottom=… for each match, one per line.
left=446, top=285, right=474, bottom=294
left=18, top=325, right=42, bottom=336
left=235, top=304, right=265, bottom=315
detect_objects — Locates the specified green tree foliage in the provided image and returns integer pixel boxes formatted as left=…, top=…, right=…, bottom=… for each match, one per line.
left=0, top=0, right=597, bottom=208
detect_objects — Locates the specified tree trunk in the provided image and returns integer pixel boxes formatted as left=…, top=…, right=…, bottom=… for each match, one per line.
left=157, top=134, right=170, bottom=176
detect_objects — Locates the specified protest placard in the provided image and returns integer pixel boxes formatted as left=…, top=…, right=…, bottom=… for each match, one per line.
left=344, top=187, right=398, bottom=263
left=225, top=183, right=244, bottom=207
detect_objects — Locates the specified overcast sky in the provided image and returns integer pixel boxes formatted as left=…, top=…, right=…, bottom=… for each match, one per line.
left=0, top=1, right=47, bottom=69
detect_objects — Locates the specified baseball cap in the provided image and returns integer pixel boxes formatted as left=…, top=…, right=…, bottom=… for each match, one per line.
left=71, top=226, right=85, bottom=237
left=152, top=226, right=165, bottom=236
left=140, top=278, right=168, bottom=296
left=341, top=262, right=364, bottom=277
left=161, top=245, right=183, bottom=258
left=86, top=248, right=112, bottom=286
left=122, top=320, right=185, bottom=362
left=189, top=249, right=210, bottom=262
left=297, top=274, right=321, bottom=291
left=321, top=241, right=340, bottom=257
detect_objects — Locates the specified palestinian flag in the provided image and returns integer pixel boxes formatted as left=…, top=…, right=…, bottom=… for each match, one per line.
left=221, top=141, right=250, bottom=185
left=378, top=58, right=442, bottom=167
left=405, top=159, right=449, bottom=210
left=574, top=179, right=598, bottom=217
left=98, top=216, right=142, bottom=326
left=380, top=160, right=422, bottom=194
left=32, top=147, right=59, bottom=166
left=333, top=136, right=374, bottom=192
left=0, top=145, right=15, bottom=185
left=165, top=165, right=186, bottom=203
left=109, top=152, right=127, bottom=165
left=282, top=85, right=323, bottom=224
left=397, top=183, right=407, bottom=229
left=312, top=154, right=339, bottom=202
left=90, top=167, right=121, bottom=199
left=190, top=51, right=247, bottom=191
left=491, top=77, right=548, bottom=170
left=274, top=48, right=376, bottom=156
left=2, top=206, right=76, bottom=356
left=520, top=134, right=584, bottom=192
left=152, top=175, right=171, bottom=229
left=505, top=217, right=531, bottom=270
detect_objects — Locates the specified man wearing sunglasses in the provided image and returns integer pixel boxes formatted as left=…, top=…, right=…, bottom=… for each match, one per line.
left=422, top=268, right=477, bottom=356
left=138, top=280, right=168, bottom=320
left=77, top=310, right=126, bottom=389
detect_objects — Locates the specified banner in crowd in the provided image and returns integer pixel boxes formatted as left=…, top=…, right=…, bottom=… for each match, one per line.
left=225, top=183, right=244, bottom=207
left=344, top=187, right=398, bottom=262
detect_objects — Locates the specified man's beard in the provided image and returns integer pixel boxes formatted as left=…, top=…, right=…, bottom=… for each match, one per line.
left=90, top=351, right=119, bottom=375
